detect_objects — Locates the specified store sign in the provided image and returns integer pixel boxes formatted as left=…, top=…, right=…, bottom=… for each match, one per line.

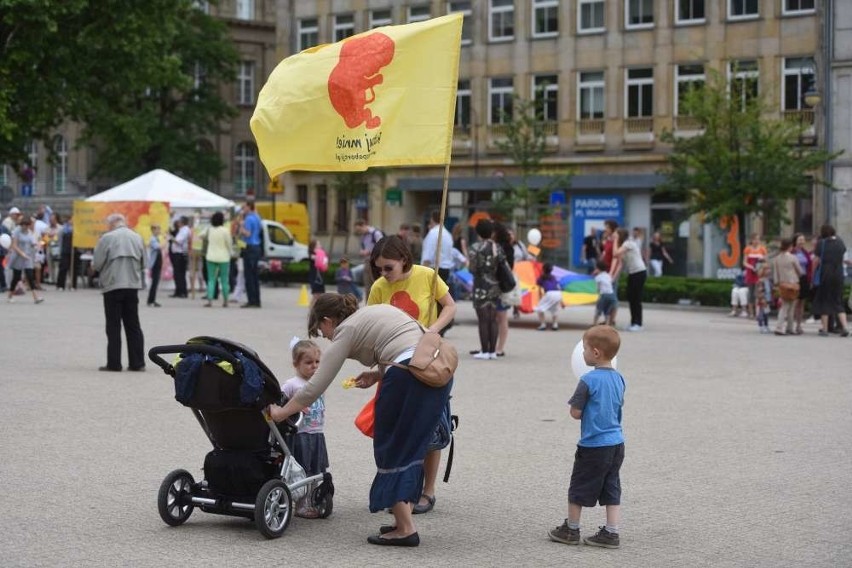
left=570, top=195, right=624, bottom=267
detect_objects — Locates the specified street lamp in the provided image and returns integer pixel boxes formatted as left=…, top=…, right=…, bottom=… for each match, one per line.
left=804, top=87, right=821, bottom=111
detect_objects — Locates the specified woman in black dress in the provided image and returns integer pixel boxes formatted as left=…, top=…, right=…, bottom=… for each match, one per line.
left=811, top=224, right=848, bottom=337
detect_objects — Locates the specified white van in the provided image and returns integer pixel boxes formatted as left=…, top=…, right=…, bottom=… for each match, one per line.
left=261, top=220, right=309, bottom=263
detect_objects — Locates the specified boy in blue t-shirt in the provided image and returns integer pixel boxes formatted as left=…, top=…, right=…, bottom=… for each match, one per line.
left=550, top=325, right=625, bottom=549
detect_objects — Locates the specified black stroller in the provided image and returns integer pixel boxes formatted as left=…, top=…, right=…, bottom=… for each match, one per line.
left=148, top=336, right=334, bottom=539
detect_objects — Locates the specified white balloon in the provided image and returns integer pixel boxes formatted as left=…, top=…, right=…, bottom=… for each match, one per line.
left=0, top=233, right=10, bottom=250
left=571, top=339, right=618, bottom=380
left=527, top=228, right=542, bottom=246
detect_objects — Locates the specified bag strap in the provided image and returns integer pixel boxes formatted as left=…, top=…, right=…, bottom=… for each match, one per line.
left=442, top=414, right=459, bottom=483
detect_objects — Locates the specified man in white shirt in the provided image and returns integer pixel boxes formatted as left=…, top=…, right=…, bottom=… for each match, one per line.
left=421, top=211, right=456, bottom=334
left=170, top=216, right=191, bottom=298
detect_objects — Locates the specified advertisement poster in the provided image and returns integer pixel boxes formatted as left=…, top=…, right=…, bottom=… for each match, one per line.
left=72, top=201, right=170, bottom=249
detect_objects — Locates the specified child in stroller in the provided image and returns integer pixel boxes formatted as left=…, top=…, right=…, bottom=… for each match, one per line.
left=148, top=336, right=334, bottom=539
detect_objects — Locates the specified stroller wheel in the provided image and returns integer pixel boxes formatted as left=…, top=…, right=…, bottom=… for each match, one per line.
left=157, top=469, right=195, bottom=526
left=255, top=479, right=292, bottom=539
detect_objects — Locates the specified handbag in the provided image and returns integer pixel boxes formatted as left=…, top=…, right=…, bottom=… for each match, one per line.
left=778, top=282, right=800, bottom=302
left=382, top=326, right=458, bottom=388
left=500, top=283, right=522, bottom=306
left=492, top=242, right=516, bottom=293
left=354, top=388, right=377, bottom=438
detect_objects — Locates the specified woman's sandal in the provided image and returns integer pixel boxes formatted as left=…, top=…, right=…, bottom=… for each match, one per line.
left=412, top=494, right=436, bottom=515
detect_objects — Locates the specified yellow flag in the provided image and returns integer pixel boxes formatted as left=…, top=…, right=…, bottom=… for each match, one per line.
left=251, top=13, right=462, bottom=175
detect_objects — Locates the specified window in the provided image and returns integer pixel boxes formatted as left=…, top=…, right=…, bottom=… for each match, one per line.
left=783, top=0, right=814, bottom=15
left=333, top=14, right=355, bottom=42
left=783, top=57, right=815, bottom=111
left=489, top=78, right=514, bottom=124
left=237, top=61, right=255, bottom=106
left=370, top=9, right=392, bottom=29
left=298, top=18, right=319, bottom=51
left=626, top=0, right=654, bottom=29
left=533, top=75, right=558, bottom=122
left=448, top=1, right=473, bottom=45
left=728, top=0, right=758, bottom=19
left=317, top=185, right=328, bottom=232
left=532, top=0, right=559, bottom=37
left=235, top=0, right=254, bottom=20
left=626, top=68, right=653, bottom=117
left=268, top=224, right=295, bottom=246
left=729, top=60, right=759, bottom=110
left=675, top=64, right=705, bottom=116
left=456, top=80, right=472, bottom=128
left=234, top=142, right=257, bottom=195
left=52, top=135, right=67, bottom=194
left=337, top=194, right=351, bottom=232
left=578, top=0, right=605, bottom=33
left=297, top=184, right=308, bottom=205
left=489, top=0, right=514, bottom=41
left=676, top=0, right=705, bottom=24
left=192, top=62, right=206, bottom=93
left=578, top=71, right=605, bottom=119
left=408, top=5, right=431, bottom=22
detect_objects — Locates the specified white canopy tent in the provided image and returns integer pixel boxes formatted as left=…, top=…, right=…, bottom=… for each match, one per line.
left=86, top=169, right=234, bottom=210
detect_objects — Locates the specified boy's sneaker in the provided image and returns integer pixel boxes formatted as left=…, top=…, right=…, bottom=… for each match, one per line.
left=537, top=324, right=547, bottom=331
left=551, top=323, right=559, bottom=331
left=548, top=520, right=580, bottom=545
left=583, top=526, right=620, bottom=549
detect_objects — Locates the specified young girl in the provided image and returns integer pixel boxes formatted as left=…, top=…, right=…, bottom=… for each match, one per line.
left=281, top=339, right=329, bottom=518
left=534, top=263, right=564, bottom=330
left=755, top=260, right=772, bottom=334
left=308, top=240, right=326, bottom=300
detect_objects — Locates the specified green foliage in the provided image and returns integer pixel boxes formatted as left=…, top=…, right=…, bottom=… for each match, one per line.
left=493, top=96, right=571, bottom=225
left=659, top=68, right=840, bottom=232
left=616, top=275, right=734, bottom=307
left=0, top=0, right=238, bottom=183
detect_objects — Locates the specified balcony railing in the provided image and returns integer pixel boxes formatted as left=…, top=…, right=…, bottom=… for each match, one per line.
left=782, top=109, right=815, bottom=127
left=674, top=115, right=702, bottom=131
left=625, top=117, right=653, bottom=134
left=577, top=118, right=605, bottom=136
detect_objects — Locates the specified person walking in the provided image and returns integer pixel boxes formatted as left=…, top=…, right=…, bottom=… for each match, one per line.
left=6, top=216, right=45, bottom=304
left=791, top=233, right=813, bottom=335
left=468, top=219, right=504, bottom=360
left=169, top=216, right=190, bottom=298
left=146, top=224, right=163, bottom=307
left=772, top=238, right=803, bottom=336
left=421, top=211, right=456, bottom=334
left=92, top=213, right=146, bottom=372
left=647, top=231, right=673, bottom=277
left=240, top=202, right=263, bottom=308
left=354, top=218, right=384, bottom=302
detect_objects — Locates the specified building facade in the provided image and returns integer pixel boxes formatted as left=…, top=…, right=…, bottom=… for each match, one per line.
left=1, top=1, right=829, bottom=274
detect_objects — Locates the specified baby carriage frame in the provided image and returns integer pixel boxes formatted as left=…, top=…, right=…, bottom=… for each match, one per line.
left=148, top=336, right=334, bottom=539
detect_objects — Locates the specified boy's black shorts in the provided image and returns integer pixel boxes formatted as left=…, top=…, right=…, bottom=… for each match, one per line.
left=568, top=443, right=625, bottom=507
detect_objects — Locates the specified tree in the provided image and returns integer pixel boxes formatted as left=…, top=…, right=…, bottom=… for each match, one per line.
left=493, top=95, right=571, bottom=230
left=328, top=168, right=385, bottom=255
left=0, top=0, right=238, bottom=184
left=659, top=68, right=840, bottom=238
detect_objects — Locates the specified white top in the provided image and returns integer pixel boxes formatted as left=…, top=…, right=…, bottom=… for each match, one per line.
left=621, top=240, right=647, bottom=274
left=595, top=271, right=614, bottom=295
left=421, top=224, right=455, bottom=269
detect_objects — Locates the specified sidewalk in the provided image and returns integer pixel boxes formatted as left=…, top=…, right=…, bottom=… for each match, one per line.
left=0, top=287, right=849, bottom=567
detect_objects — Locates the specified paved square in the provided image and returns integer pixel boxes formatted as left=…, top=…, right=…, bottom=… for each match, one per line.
left=1, top=287, right=849, bottom=566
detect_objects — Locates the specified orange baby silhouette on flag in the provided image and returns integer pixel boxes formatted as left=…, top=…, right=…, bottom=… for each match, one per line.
left=327, top=33, right=395, bottom=129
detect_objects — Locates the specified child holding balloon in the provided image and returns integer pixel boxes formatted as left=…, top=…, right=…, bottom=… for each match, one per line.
left=550, top=325, right=625, bottom=549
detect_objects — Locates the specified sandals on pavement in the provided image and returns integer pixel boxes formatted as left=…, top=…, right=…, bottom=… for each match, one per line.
left=412, top=494, right=435, bottom=515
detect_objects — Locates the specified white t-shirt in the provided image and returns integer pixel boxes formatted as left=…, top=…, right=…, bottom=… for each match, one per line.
left=595, top=271, right=614, bottom=294
left=621, top=240, right=647, bottom=274
left=421, top=224, right=455, bottom=269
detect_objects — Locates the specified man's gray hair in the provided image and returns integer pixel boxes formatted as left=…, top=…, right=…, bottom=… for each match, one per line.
left=106, top=213, right=127, bottom=228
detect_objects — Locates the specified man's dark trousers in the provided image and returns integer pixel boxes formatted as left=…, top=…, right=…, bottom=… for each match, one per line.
left=104, top=288, right=145, bottom=370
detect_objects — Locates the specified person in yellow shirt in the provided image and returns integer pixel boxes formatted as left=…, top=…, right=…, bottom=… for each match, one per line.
left=367, top=234, right=455, bottom=516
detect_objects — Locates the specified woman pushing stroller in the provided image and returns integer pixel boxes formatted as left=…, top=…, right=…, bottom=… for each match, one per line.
left=269, top=293, right=452, bottom=547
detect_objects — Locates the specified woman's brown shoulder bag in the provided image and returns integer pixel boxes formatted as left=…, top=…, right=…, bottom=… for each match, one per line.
left=382, top=328, right=458, bottom=388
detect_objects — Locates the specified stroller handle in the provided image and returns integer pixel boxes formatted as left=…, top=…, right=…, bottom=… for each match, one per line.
left=148, top=344, right=243, bottom=376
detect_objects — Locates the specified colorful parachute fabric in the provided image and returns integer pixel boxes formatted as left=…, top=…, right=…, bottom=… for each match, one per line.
left=452, top=261, right=597, bottom=314
left=515, top=261, right=598, bottom=313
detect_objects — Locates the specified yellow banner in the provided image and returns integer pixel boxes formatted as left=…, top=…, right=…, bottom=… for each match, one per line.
left=251, top=13, right=462, bottom=175
left=72, top=201, right=170, bottom=249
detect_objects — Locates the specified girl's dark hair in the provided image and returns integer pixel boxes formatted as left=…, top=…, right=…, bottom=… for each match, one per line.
left=210, top=211, right=224, bottom=227
left=616, top=228, right=629, bottom=244
left=819, top=224, right=836, bottom=239
left=604, top=219, right=619, bottom=231
left=791, top=233, right=804, bottom=247
left=779, top=238, right=793, bottom=251
left=475, top=219, right=494, bottom=239
left=370, top=235, right=412, bottom=278
left=493, top=222, right=511, bottom=246
left=308, top=293, right=360, bottom=338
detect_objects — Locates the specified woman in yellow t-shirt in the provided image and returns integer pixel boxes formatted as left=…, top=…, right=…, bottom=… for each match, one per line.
left=367, top=234, right=455, bottom=516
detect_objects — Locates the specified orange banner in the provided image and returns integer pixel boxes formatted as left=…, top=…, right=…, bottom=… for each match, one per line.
left=72, top=201, right=170, bottom=249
